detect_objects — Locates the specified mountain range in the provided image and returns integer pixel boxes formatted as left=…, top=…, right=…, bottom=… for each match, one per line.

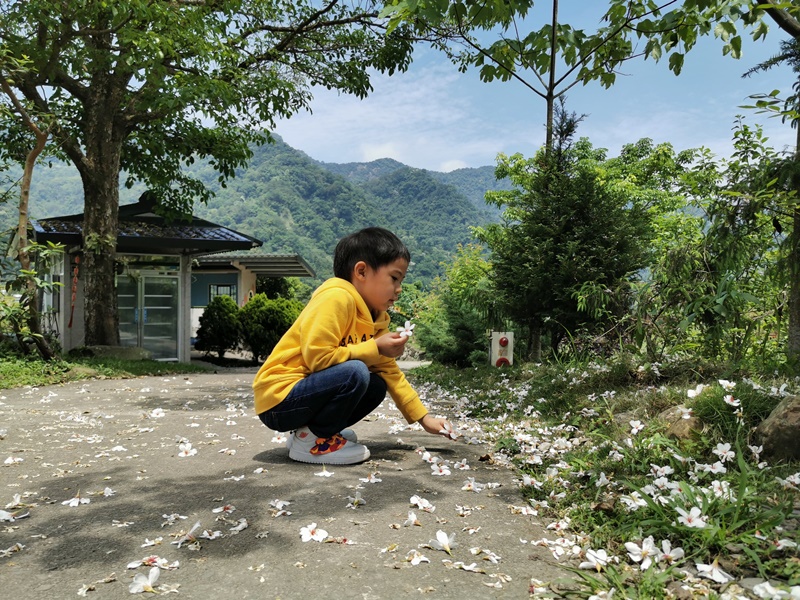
left=2, top=136, right=511, bottom=285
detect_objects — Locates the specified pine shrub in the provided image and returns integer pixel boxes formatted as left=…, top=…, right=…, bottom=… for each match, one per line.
left=194, top=295, right=241, bottom=358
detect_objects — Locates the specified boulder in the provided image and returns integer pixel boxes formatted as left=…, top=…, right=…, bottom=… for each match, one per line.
left=666, top=416, right=704, bottom=441
left=755, top=395, right=800, bottom=461
left=657, top=405, right=703, bottom=441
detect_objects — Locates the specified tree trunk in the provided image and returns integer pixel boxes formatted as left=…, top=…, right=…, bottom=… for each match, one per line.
left=788, top=202, right=800, bottom=370
left=2, top=78, right=56, bottom=360
left=544, top=0, right=559, bottom=153
left=20, top=134, right=56, bottom=360
left=78, top=76, right=126, bottom=346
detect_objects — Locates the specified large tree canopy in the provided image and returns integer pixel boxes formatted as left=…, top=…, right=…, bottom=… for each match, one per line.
left=383, top=0, right=800, bottom=369
left=0, top=0, right=416, bottom=345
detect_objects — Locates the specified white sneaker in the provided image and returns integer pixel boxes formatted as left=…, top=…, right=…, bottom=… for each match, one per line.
left=288, top=427, right=370, bottom=465
left=285, top=428, right=357, bottom=451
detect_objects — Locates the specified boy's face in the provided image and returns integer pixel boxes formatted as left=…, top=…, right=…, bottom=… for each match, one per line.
left=352, top=257, right=408, bottom=314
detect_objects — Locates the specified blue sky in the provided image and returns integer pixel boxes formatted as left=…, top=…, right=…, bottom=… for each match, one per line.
left=275, top=8, right=796, bottom=172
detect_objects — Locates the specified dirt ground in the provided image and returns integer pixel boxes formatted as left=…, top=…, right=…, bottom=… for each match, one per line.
left=0, top=366, right=569, bottom=599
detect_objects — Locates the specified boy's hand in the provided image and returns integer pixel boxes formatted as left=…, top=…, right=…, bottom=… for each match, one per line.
left=376, top=332, right=407, bottom=359
left=418, top=414, right=455, bottom=439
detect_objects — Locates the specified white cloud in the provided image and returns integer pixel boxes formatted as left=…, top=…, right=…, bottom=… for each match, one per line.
left=274, top=35, right=797, bottom=171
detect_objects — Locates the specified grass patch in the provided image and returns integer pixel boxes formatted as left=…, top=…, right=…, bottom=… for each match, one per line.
left=410, top=354, right=800, bottom=596
left=0, top=356, right=210, bottom=389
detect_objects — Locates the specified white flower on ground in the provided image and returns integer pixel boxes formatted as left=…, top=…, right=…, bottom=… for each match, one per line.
left=619, top=491, right=647, bottom=512
left=359, top=472, right=382, bottom=484
left=629, top=420, right=644, bottom=435
left=403, top=510, right=421, bottom=527
left=453, top=459, right=470, bottom=470
left=314, top=465, right=334, bottom=477
left=461, top=477, right=485, bottom=492
left=676, top=506, right=708, bottom=529
left=677, top=406, right=693, bottom=419
left=62, top=494, right=90, bottom=507
left=431, top=462, right=451, bottom=476
left=752, top=581, right=794, bottom=599
left=199, top=529, right=223, bottom=540
left=687, top=384, right=707, bottom=398
left=579, top=548, right=611, bottom=572
left=718, top=379, right=736, bottom=391
left=624, top=536, right=661, bottom=570
left=775, top=539, right=799, bottom=551
left=595, top=472, right=610, bottom=488
left=269, top=499, right=290, bottom=510
left=177, top=442, right=197, bottom=457
left=696, top=559, right=734, bottom=584
left=429, top=530, right=457, bottom=555
left=212, top=504, right=235, bottom=514
left=710, top=479, right=736, bottom=501
left=229, top=518, right=248, bottom=533
left=171, top=521, right=201, bottom=548
left=410, top=495, right=435, bottom=512
left=270, top=433, right=287, bottom=444
left=149, top=408, right=166, bottom=418
left=712, top=442, right=735, bottom=463
left=546, top=518, right=570, bottom=533
left=405, top=549, right=429, bottom=565
left=396, top=320, right=415, bottom=338
left=346, top=491, right=366, bottom=509
left=129, top=566, right=160, bottom=593
left=299, top=523, right=327, bottom=542
left=659, top=539, right=685, bottom=565
left=650, top=464, right=674, bottom=477
left=708, top=461, right=727, bottom=475
left=723, top=394, right=740, bottom=407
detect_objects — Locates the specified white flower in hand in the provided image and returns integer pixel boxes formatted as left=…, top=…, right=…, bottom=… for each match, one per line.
left=129, top=566, right=160, bottom=593
left=396, top=320, right=415, bottom=338
left=439, top=421, right=459, bottom=440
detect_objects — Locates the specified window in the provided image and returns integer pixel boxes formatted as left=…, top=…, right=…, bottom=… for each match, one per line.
left=209, top=284, right=237, bottom=302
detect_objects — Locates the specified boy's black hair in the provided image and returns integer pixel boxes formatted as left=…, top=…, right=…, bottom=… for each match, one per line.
left=333, top=227, right=411, bottom=281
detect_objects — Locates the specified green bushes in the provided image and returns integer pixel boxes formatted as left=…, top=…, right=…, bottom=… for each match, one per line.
left=194, top=292, right=303, bottom=362
left=194, top=295, right=241, bottom=358
left=239, top=294, right=303, bottom=361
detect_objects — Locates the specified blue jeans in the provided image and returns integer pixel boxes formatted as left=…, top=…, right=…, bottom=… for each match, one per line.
left=259, top=360, right=387, bottom=438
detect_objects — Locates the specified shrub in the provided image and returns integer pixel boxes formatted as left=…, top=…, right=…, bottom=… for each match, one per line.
left=194, top=295, right=241, bottom=358
left=239, top=293, right=303, bottom=361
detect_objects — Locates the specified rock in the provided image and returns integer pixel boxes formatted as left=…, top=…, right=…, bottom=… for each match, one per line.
left=666, top=416, right=703, bottom=441
left=756, top=395, right=800, bottom=461
left=657, top=405, right=703, bottom=441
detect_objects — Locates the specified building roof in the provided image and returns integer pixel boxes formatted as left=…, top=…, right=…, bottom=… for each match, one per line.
left=31, top=192, right=263, bottom=256
left=195, top=253, right=316, bottom=278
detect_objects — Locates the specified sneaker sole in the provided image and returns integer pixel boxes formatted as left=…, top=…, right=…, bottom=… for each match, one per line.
left=288, top=446, right=370, bottom=465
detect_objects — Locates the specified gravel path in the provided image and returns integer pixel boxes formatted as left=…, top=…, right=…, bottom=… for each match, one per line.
left=0, top=370, right=567, bottom=599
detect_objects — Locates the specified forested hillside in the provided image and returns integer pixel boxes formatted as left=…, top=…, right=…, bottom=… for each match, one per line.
left=317, top=158, right=509, bottom=219
left=2, top=136, right=502, bottom=285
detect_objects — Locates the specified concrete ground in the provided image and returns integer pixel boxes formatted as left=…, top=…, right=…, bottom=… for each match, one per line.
left=0, top=366, right=569, bottom=599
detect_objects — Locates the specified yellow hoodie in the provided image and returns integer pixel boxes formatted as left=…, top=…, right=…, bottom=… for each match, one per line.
left=252, top=277, right=427, bottom=424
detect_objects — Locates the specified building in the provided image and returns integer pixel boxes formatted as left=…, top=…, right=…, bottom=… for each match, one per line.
left=29, top=193, right=314, bottom=361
